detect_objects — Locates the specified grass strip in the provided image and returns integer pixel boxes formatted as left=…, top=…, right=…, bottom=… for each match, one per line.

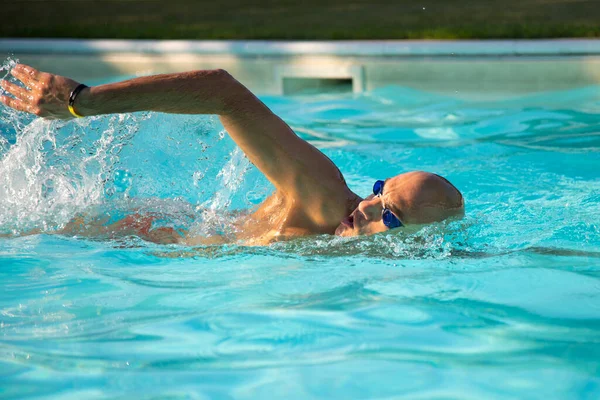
left=2, top=0, right=599, bottom=40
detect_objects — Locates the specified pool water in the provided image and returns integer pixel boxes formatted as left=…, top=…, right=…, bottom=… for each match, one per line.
left=1, top=64, right=600, bottom=398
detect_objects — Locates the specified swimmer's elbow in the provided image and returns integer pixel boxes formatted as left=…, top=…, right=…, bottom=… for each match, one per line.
left=216, top=70, right=266, bottom=117
left=213, top=68, right=232, bottom=83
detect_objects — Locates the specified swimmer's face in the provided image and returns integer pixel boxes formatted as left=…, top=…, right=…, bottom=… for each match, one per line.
left=335, top=171, right=464, bottom=237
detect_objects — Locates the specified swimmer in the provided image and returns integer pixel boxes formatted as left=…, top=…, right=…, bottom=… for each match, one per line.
left=0, top=64, right=464, bottom=245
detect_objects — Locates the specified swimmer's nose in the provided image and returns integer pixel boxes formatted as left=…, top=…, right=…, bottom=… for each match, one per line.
left=357, top=197, right=382, bottom=222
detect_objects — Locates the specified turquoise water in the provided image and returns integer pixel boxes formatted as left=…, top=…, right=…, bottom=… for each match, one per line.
left=1, top=67, right=600, bottom=398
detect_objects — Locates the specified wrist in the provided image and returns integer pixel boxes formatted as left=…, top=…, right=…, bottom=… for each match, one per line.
left=67, top=84, right=88, bottom=118
left=73, top=86, right=94, bottom=117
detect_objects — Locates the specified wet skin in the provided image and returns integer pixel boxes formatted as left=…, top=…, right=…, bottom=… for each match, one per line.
left=335, top=171, right=464, bottom=237
left=1, top=65, right=464, bottom=245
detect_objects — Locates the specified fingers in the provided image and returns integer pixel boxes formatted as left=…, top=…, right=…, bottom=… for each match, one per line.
left=1, top=65, right=50, bottom=118
left=12, top=64, right=41, bottom=80
left=0, top=95, right=39, bottom=115
left=0, top=79, right=41, bottom=116
left=1, top=64, right=73, bottom=120
left=1, top=80, right=30, bottom=102
left=10, top=64, right=41, bottom=88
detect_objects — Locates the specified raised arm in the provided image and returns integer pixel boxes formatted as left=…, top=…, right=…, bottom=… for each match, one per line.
left=1, top=65, right=355, bottom=221
left=1, top=65, right=231, bottom=117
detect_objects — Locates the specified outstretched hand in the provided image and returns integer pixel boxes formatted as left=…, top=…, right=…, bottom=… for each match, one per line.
left=0, top=64, right=84, bottom=119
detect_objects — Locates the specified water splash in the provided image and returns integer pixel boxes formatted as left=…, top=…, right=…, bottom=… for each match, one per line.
left=1, top=68, right=598, bottom=258
left=0, top=86, right=265, bottom=238
left=0, top=113, right=148, bottom=234
left=188, top=146, right=253, bottom=239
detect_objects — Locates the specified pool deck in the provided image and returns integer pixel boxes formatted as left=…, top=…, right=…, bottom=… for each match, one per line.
left=2, top=39, right=600, bottom=97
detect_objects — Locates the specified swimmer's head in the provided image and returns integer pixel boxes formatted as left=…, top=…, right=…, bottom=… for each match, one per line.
left=335, top=171, right=464, bottom=237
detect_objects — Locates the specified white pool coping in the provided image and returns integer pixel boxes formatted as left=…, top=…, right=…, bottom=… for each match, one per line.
left=3, top=39, right=599, bottom=98
left=2, top=38, right=600, bottom=56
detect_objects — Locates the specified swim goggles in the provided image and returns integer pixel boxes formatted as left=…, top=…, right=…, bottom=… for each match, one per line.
left=373, top=180, right=403, bottom=229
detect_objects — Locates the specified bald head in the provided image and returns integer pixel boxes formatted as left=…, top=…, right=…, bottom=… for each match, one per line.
left=335, top=170, right=464, bottom=237
left=382, top=171, right=464, bottom=225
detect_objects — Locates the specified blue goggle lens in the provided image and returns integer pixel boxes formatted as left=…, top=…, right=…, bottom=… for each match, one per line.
left=374, top=179, right=403, bottom=230
left=373, top=180, right=385, bottom=196
left=382, top=208, right=403, bottom=229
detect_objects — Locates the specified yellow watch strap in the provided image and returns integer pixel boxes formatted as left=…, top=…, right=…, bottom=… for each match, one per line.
left=68, top=104, right=84, bottom=118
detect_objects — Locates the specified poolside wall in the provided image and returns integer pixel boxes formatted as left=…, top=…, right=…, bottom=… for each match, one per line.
left=1, top=39, right=600, bottom=98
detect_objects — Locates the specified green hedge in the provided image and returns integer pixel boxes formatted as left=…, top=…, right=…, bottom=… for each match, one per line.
left=2, top=0, right=599, bottom=39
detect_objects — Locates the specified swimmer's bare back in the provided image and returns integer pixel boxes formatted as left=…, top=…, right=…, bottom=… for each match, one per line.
left=1, top=65, right=361, bottom=245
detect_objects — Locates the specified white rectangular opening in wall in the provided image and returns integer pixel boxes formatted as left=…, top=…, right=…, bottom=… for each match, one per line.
left=275, top=65, right=364, bottom=95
